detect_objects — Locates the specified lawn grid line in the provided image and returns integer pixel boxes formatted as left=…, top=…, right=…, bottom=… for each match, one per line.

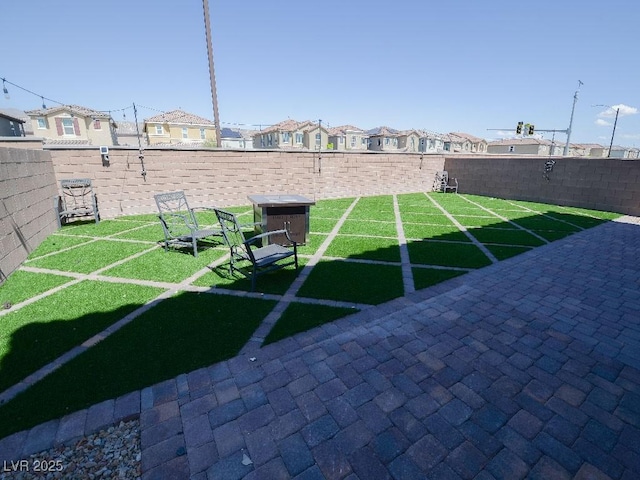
left=393, top=194, right=415, bottom=295
left=458, top=196, right=550, bottom=244
left=424, top=193, right=498, bottom=264
left=239, top=197, right=362, bottom=353
left=318, top=255, right=400, bottom=267
left=506, top=200, right=588, bottom=230
left=0, top=275, right=83, bottom=318
left=24, top=238, right=100, bottom=262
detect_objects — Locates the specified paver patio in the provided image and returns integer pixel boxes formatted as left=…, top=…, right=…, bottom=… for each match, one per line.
left=0, top=199, right=639, bottom=479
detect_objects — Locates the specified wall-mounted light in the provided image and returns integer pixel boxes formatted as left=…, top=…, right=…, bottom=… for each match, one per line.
left=100, top=146, right=110, bottom=166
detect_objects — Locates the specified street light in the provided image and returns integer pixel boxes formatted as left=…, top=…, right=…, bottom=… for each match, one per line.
left=593, top=104, right=620, bottom=158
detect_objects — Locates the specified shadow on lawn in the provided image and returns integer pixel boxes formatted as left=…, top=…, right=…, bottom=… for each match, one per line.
left=0, top=291, right=275, bottom=440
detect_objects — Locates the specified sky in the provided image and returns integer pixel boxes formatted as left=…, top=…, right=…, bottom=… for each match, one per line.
left=1, top=0, right=639, bottom=146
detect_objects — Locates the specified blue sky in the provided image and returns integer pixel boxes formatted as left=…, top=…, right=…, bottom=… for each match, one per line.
left=1, top=0, right=639, bottom=146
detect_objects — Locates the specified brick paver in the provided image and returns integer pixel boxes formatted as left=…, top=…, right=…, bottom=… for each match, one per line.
left=1, top=216, right=639, bottom=479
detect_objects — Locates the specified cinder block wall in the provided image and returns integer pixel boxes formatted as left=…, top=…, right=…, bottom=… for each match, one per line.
left=0, top=146, right=58, bottom=282
left=47, top=147, right=445, bottom=218
left=444, top=156, right=640, bottom=216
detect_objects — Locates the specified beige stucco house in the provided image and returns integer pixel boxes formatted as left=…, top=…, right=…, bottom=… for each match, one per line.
left=144, top=109, right=216, bottom=146
left=487, top=138, right=556, bottom=155
left=25, top=104, right=117, bottom=145
left=0, top=112, right=26, bottom=137
left=445, top=132, right=488, bottom=153
left=417, top=130, right=446, bottom=153
left=253, top=119, right=329, bottom=150
left=366, top=126, right=401, bottom=151
left=397, top=130, right=422, bottom=152
left=328, top=125, right=368, bottom=151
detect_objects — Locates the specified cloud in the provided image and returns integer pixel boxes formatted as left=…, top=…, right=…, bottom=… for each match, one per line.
left=595, top=118, right=612, bottom=127
left=597, top=103, right=638, bottom=118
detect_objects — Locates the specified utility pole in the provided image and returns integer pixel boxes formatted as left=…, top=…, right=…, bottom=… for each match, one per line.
left=563, top=80, right=583, bottom=156
left=203, top=0, right=221, bottom=148
left=608, top=107, right=620, bottom=158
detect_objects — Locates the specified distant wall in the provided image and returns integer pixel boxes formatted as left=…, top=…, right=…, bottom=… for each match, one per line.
left=0, top=146, right=58, bottom=282
left=46, top=147, right=444, bottom=218
left=444, top=155, right=640, bottom=216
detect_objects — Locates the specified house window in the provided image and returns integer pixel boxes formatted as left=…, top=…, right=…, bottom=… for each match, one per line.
left=93, top=119, right=101, bottom=130
left=37, top=118, right=47, bottom=129
left=155, top=125, right=163, bottom=135
left=282, top=132, right=290, bottom=143
left=410, top=138, right=415, bottom=149
left=351, top=136, right=356, bottom=147
left=295, top=133, right=303, bottom=144
left=267, top=134, right=273, bottom=146
left=61, top=118, right=75, bottom=135
left=339, top=136, right=344, bottom=144
left=315, top=133, right=321, bottom=146
left=200, top=128, right=206, bottom=139
left=362, top=138, right=367, bottom=145
left=385, top=138, right=390, bottom=145
left=182, top=127, right=188, bottom=139
left=260, top=136, right=265, bottom=147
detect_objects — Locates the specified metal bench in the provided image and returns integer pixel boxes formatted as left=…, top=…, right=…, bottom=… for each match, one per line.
left=54, top=178, right=100, bottom=227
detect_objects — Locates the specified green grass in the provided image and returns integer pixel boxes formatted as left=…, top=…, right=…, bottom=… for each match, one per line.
left=403, top=224, right=470, bottom=242
left=0, top=281, right=165, bottom=392
left=484, top=244, right=534, bottom=260
left=324, top=236, right=401, bottom=262
left=412, top=268, right=467, bottom=290
left=453, top=216, right=517, bottom=229
left=57, top=219, right=150, bottom=237
left=103, top=246, right=227, bottom=283
left=27, top=235, right=94, bottom=259
left=0, top=292, right=275, bottom=439
left=468, top=228, right=545, bottom=247
left=339, top=219, right=397, bottom=237
left=26, top=240, right=151, bottom=273
left=407, top=241, right=492, bottom=268
left=0, top=271, right=72, bottom=306
left=297, top=261, right=404, bottom=304
left=263, top=303, right=358, bottom=345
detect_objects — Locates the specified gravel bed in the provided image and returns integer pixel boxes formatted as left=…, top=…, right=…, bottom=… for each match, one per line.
left=0, top=420, right=140, bottom=479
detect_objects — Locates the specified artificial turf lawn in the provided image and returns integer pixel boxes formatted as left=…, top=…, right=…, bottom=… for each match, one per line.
left=25, top=240, right=151, bottom=274
left=407, top=241, right=492, bottom=268
left=468, top=228, right=545, bottom=247
left=263, top=302, right=358, bottom=346
left=412, top=267, right=467, bottom=290
left=0, top=270, right=72, bottom=307
left=0, top=292, right=275, bottom=439
left=324, top=236, right=401, bottom=262
left=26, top=235, right=94, bottom=259
left=0, top=281, right=165, bottom=392
left=296, top=260, right=404, bottom=305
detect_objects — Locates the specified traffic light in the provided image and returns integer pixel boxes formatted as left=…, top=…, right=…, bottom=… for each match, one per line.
left=528, top=124, right=535, bottom=135
left=516, top=122, right=523, bottom=134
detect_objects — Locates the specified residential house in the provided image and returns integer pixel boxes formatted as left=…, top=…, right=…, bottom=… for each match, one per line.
left=0, top=112, right=26, bottom=137
left=569, top=143, right=607, bottom=157
left=327, top=125, right=368, bottom=151
left=417, top=130, right=446, bottom=153
left=115, top=121, right=147, bottom=147
left=445, top=132, right=488, bottom=153
left=608, top=145, right=639, bottom=159
left=144, top=109, right=216, bottom=146
left=487, top=138, right=555, bottom=156
left=366, top=126, right=401, bottom=151
left=220, top=128, right=255, bottom=149
left=25, top=104, right=117, bottom=145
left=397, top=130, right=422, bottom=152
left=253, top=119, right=329, bottom=150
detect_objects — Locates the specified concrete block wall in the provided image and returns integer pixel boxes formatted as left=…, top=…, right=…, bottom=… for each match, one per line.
left=443, top=156, right=640, bottom=216
left=47, top=147, right=445, bottom=218
left=0, top=146, right=58, bottom=282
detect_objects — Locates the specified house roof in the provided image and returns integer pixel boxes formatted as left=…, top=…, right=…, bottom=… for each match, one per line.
left=25, top=104, right=112, bottom=120
left=259, top=119, right=316, bottom=135
left=449, top=132, right=487, bottom=143
left=115, top=121, right=144, bottom=135
left=0, top=112, right=25, bottom=124
left=144, top=109, right=215, bottom=126
left=328, top=125, right=366, bottom=136
left=366, top=126, right=400, bottom=136
left=221, top=128, right=242, bottom=139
